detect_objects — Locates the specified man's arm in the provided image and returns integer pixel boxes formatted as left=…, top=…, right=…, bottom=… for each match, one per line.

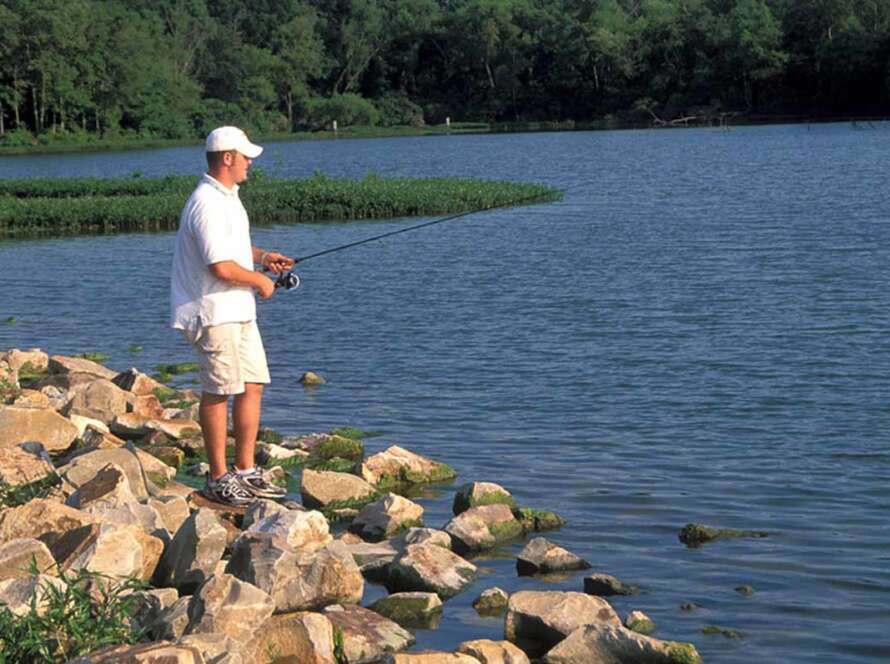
left=252, top=246, right=296, bottom=274
left=209, top=261, right=275, bottom=299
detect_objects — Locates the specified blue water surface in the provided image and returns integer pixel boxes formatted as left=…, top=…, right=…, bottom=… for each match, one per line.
left=1, top=124, right=889, bottom=662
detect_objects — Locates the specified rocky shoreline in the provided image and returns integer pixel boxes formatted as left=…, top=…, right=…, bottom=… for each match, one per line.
left=0, top=347, right=702, bottom=663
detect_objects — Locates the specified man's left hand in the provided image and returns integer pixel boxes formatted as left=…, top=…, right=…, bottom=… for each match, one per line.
left=261, top=252, right=296, bottom=274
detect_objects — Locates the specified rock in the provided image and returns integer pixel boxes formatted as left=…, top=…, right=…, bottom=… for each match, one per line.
left=244, top=612, right=335, bottom=663
left=154, top=508, right=228, bottom=592
left=299, top=371, right=326, bottom=385
left=382, top=654, right=480, bottom=664
left=3, top=348, right=48, bottom=372
left=583, top=573, right=637, bottom=597
left=226, top=536, right=363, bottom=613
left=453, top=482, right=516, bottom=515
left=64, top=378, right=129, bottom=424
left=150, top=478, right=194, bottom=500
left=66, top=462, right=137, bottom=511
left=53, top=523, right=163, bottom=581
left=514, top=508, right=566, bottom=533
left=129, top=394, right=166, bottom=418
left=0, top=405, right=79, bottom=452
left=177, top=633, right=245, bottom=664
left=386, top=543, right=477, bottom=599
left=0, top=573, right=67, bottom=616
left=144, top=445, right=186, bottom=468
left=678, top=522, right=769, bottom=547
left=97, top=502, right=170, bottom=542
left=445, top=504, right=523, bottom=554
left=0, top=443, right=55, bottom=486
left=392, top=527, right=452, bottom=549
left=240, top=508, right=332, bottom=553
left=147, top=418, right=201, bottom=440
left=625, top=610, right=656, bottom=635
left=147, top=495, right=191, bottom=536
left=0, top=538, right=56, bottom=580
left=343, top=540, right=400, bottom=580
left=0, top=360, right=17, bottom=393
left=186, top=462, right=210, bottom=477
left=542, top=623, right=702, bottom=664
left=256, top=441, right=307, bottom=465
left=350, top=493, right=424, bottom=542
left=11, top=389, right=50, bottom=409
left=473, top=587, right=509, bottom=616
left=48, top=354, right=116, bottom=379
left=129, top=587, right=180, bottom=635
left=184, top=573, right=275, bottom=646
left=300, top=469, right=378, bottom=510
left=504, top=591, right=620, bottom=656
left=39, top=384, right=69, bottom=410
left=516, top=538, right=591, bottom=576
left=69, top=412, right=110, bottom=437
left=110, top=413, right=155, bottom=438
left=458, top=639, right=530, bottom=664
left=0, top=498, right=94, bottom=550
left=735, top=584, right=755, bottom=596
left=322, top=603, right=415, bottom=662
left=80, top=424, right=127, bottom=452
left=368, top=591, right=443, bottom=629
left=113, top=368, right=167, bottom=396
left=152, top=596, right=193, bottom=640
left=362, top=445, right=456, bottom=488
left=60, top=445, right=171, bottom=501
left=308, top=434, right=364, bottom=462
left=67, top=641, right=204, bottom=663
left=242, top=498, right=290, bottom=529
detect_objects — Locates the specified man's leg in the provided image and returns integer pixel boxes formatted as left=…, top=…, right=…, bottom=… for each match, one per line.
left=200, top=392, right=230, bottom=480
left=232, top=382, right=263, bottom=471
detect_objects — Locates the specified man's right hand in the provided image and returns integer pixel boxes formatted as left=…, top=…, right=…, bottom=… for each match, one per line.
left=256, top=273, right=275, bottom=299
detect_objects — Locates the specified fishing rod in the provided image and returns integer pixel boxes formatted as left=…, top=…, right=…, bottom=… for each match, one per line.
left=270, top=187, right=567, bottom=291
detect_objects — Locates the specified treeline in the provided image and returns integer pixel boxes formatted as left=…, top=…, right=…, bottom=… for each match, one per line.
left=2, top=0, right=889, bottom=145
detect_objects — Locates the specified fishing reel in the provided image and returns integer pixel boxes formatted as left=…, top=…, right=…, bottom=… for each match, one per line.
left=274, top=270, right=300, bottom=291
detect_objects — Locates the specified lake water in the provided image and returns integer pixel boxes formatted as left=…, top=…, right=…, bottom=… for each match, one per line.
left=1, top=125, right=889, bottom=662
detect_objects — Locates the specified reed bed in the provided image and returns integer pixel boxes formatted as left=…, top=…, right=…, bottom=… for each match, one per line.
left=0, top=173, right=561, bottom=237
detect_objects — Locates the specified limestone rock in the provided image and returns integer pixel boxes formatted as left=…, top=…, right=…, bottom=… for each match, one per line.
left=64, top=378, right=128, bottom=424
left=343, top=539, right=400, bottom=580
left=625, top=610, right=656, bottom=635
left=49, top=354, right=116, bottom=380
left=80, top=424, right=127, bottom=452
left=40, top=384, right=70, bottom=410
left=129, top=394, right=166, bottom=418
left=516, top=538, right=591, bottom=576
left=350, top=493, right=424, bottom=542
left=514, top=508, right=566, bottom=533
left=226, top=536, right=363, bottom=613
left=0, top=574, right=66, bottom=616
left=144, top=445, right=186, bottom=468
left=60, top=444, right=176, bottom=501
left=11, top=389, right=50, bottom=409
left=69, top=412, right=110, bottom=437
left=0, top=498, right=94, bottom=549
left=542, top=623, right=702, bottom=664
left=129, top=587, right=180, bottom=635
left=177, top=633, right=245, bottom=664
left=0, top=405, right=79, bottom=452
left=504, top=591, right=620, bottom=656
left=110, top=413, right=155, bottom=438
left=322, top=603, right=415, bottom=663
left=300, top=469, right=378, bottom=509
left=445, top=504, right=523, bottom=554
left=184, top=573, right=275, bottom=646
left=152, top=596, right=193, bottom=640
left=242, top=498, right=290, bottom=530
left=97, top=501, right=171, bottom=542
left=583, top=573, right=637, bottom=597
left=382, top=653, right=480, bottom=664
left=392, top=527, right=452, bottom=549
left=473, top=587, right=509, bottom=616
left=66, top=462, right=136, bottom=511
left=453, top=482, right=515, bottom=515
left=147, top=418, right=201, bottom=440
left=256, top=441, right=307, bottom=465
left=386, top=543, right=477, bottom=599
left=147, top=495, right=191, bottom=537
left=369, top=592, right=443, bottom=629
left=55, top=523, right=163, bottom=581
left=0, top=444, right=55, bottom=486
left=362, top=445, right=456, bottom=488
left=0, top=538, right=56, bottom=580
left=458, top=639, right=530, bottom=664
left=245, top=612, right=336, bottom=664
left=67, top=641, right=204, bottom=663
left=113, top=368, right=167, bottom=396
left=154, top=508, right=228, bottom=592
left=241, top=508, right=332, bottom=553
left=3, top=348, right=48, bottom=372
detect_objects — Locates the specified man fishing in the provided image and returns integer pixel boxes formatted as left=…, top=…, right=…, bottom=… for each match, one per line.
left=170, top=126, right=294, bottom=506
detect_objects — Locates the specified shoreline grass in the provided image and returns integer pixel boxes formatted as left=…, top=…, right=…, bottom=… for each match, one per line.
left=0, top=172, right=562, bottom=238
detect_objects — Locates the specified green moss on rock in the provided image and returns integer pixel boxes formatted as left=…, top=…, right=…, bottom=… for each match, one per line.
left=312, top=435, right=363, bottom=461
left=514, top=507, right=566, bottom=532
left=679, top=522, right=769, bottom=548
left=628, top=619, right=656, bottom=635
left=667, top=642, right=702, bottom=664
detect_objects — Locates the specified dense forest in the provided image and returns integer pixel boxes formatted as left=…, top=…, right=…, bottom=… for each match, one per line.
left=1, top=0, right=889, bottom=144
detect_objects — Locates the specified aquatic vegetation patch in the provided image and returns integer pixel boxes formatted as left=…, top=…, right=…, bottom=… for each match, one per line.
left=330, top=426, right=380, bottom=439
left=0, top=173, right=562, bottom=237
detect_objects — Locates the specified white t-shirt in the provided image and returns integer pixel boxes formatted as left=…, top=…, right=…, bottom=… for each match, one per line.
left=170, top=174, right=256, bottom=331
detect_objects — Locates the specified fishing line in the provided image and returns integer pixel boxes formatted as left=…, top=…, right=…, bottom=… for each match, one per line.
left=271, top=182, right=587, bottom=290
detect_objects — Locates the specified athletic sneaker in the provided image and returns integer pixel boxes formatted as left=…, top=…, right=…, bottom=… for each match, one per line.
left=235, top=467, right=287, bottom=500
left=200, top=471, right=255, bottom=507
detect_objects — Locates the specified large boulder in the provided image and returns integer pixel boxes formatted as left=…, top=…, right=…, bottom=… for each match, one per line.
left=65, top=462, right=136, bottom=511
left=368, top=592, right=443, bottom=629
left=458, top=639, right=530, bottom=664
left=362, top=445, right=456, bottom=488
left=48, top=354, right=117, bottom=380
left=0, top=498, right=94, bottom=550
left=542, top=623, right=702, bottom=664
left=444, top=504, right=523, bottom=554
left=113, top=368, right=167, bottom=396
left=184, top=573, right=275, bottom=647
left=504, top=591, right=620, bottom=656
left=516, top=538, right=591, bottom=576
left=147, top=495, right=191, bottom=537
left=342, top=539, right=400, bottom=581
left=300, top=469, right=378, bottom=509
left=350, top=493, right=424, bottom=542
left=453, top=482, right=516, bottom=515
left=154, top=508, right=227, bottom=592
left=0, top=444, right=55, bottom=486
left=240, top=508, right=332, bottom=553
left=2, top=348, right=48, bottom=372
left=245, top=612, right=336, bottom=664
left=386, top=543, right=477, bottom=599
left=11, top=389, right=51, bottom=409
left=0, top=574, right=67, bottom=616
left=0, top=406, right=79, bottom=452
left=52, top=522, right=163, bottom=581
left=0, top=538, right=56, bottom=580
left=242, top=498, right=291, bottom=529
left=583, top=573, right=638, bottom=597
left=59, top=444, right=175, bottom=501
left=64, top=378, right=128, bottom=424
left=227, top=536, right=363, bottom=613
left=322, top=604, right=415, bottom=663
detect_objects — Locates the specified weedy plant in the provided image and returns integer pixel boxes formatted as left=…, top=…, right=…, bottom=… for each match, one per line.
left=0, top=564, right=148, bottom=663
left=0, top=472, right=61, bottom=509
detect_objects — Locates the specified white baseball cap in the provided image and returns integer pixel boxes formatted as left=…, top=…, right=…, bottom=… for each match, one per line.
left=205, top=126, right=263, bottom=158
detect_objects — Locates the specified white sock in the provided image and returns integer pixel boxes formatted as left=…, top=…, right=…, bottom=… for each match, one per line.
left=235, top=467, right=255, bottom=476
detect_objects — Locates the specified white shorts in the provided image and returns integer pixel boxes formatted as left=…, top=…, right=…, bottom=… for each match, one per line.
left=182, top=320, right=270, bottom=395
